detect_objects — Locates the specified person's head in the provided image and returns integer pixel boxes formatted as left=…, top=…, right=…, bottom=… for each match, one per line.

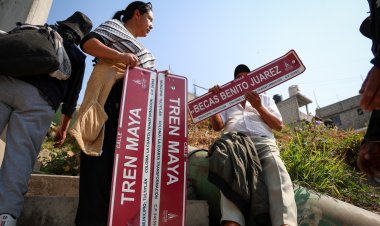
left=113, top=1, right=153, bottom=37
left=234, top=64, right=250, bottom=80
left=56, top=11, right=93, bottom=44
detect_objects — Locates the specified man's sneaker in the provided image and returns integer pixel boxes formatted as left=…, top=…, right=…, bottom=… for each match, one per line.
left=0, top=214, right=16, bottom=226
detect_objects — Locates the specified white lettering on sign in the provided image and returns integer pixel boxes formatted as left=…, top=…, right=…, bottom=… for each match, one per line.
left=126, top=108, right=141, bottom=150
left=168, top=98, right=181, bottom=136
left=190, top=95, right=220, bottom=113
left=250, top=66, right=282, bottom=86
left=116, top=131, right=122, bottom=149
left=167, top=141, right=179, bottom=185
left=219, top=82, right=250, bottom=100
left=120, top=155, right=137, bottom=204
left=166, top=97, right=181, bottom=186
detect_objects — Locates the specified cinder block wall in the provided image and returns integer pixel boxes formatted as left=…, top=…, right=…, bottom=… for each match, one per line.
left=277, top=96, right=300, bottom=124
left=316, top=95, right=371, bottom=130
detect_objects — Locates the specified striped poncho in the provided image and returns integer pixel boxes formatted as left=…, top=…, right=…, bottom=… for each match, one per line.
left=70, top=20, right=156, bottom=156
left=92, top=19, right=155, bottom=68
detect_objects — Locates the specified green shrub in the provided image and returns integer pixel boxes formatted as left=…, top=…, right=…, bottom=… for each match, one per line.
left=276, top=123, right=380, bottom=210
left=39, top=126, right=80, bottom=176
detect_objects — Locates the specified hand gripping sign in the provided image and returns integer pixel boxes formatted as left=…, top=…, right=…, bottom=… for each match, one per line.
left=187, top=50, right=306, bottom=123
left=108, top=67, right=188, bottom=226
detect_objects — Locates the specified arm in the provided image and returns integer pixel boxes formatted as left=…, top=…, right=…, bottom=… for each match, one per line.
left=359, top=3, right=380, bottom=111
left=208, top=85, right=225, bottom=131
left=57, top=45, right=84, bottom=147
left=54, top=114, right=71, bottom=147
left=360, top=65, right=380, bottom=111
left=210, top=113, right=224, bottom=131
left=245, top=91, right=283, bottom=131
left=82, top=37, right=140, bottom=67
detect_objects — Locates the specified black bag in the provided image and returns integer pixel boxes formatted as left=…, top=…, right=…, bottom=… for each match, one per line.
left=0, top=24, right=59, bottom=76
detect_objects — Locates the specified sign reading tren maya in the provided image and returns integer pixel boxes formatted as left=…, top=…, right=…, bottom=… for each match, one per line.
left=108, top=67, right=188, bottom=226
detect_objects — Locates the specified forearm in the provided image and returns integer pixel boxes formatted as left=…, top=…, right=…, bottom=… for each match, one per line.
left=360, top=66, right=380, bottom=111
left=59, top=114, right=72, bottom=133
left=53, top=114, right=72, bottom=147
left=256, top=107, right=283, bottom=131
left=210, top=114, right=224, bottom=131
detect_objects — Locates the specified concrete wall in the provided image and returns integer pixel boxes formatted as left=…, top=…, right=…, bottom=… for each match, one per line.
left=316, top=95, right=361, bottom=117
left=276, top=96, right=300, bottom=125
left=299, top=111, right=313, bottom=122
left=0, top=0, right=52, bottom=32
left=316, top=95, right=371, bottom=130
left=336, top=108, right=370, bottom=130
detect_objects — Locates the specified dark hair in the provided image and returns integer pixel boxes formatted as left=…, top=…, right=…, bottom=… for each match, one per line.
left=234, top=64, right=250, bottom=79
left=112, top=1, right=153, bottom=22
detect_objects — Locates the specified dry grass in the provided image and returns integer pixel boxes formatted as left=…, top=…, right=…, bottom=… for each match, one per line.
left=187, top=115, right=221, bottom=150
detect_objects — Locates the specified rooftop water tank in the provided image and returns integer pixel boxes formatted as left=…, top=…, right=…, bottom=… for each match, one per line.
left=289, top=85, right=300, bottom=97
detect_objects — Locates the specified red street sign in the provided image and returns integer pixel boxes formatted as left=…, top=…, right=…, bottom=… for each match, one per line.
left=108, top=67, right=157, bottom=226
left=108, top=68, right=188, bottom=226
left=151, top=73, right=188, bottom=226
left=188, top=49, right=306, bottom=123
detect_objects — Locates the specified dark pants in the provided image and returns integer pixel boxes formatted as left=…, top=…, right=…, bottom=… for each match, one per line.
left=75, top=81, right=123, bottom=226
left=365, top=110, right=380, bottom=141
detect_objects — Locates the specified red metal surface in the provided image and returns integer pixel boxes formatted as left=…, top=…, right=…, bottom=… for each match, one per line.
left=108, top=68, right=188, bottom=226
left=108, top=67, right=157, bottom=226
left=188, top=50, right=306, bottom=123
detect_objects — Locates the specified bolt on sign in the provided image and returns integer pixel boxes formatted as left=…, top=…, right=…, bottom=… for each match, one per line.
left=188, top=50, right=306, bottom=123
left=108, top=67, right=188, bottom=226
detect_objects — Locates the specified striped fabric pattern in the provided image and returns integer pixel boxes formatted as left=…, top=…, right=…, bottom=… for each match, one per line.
left=93, top=19, right=155, bottom=68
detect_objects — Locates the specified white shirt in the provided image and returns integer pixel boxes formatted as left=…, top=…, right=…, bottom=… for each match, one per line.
left=219, top=93, right=282, bottom=139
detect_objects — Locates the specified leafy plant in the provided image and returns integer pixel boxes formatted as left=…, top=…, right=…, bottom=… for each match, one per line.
left=39, top=126, right=80, bottom=176
left=276, top=122, right=379, bottom=211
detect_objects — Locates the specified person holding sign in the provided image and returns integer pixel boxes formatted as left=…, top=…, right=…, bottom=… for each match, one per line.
left=70, top=2, right=155, bottom=225
left=208, top=64, right=297, bottom=226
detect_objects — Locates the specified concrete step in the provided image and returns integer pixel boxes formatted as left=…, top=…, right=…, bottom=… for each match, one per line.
left=19, top=174, right=209, bottom=226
